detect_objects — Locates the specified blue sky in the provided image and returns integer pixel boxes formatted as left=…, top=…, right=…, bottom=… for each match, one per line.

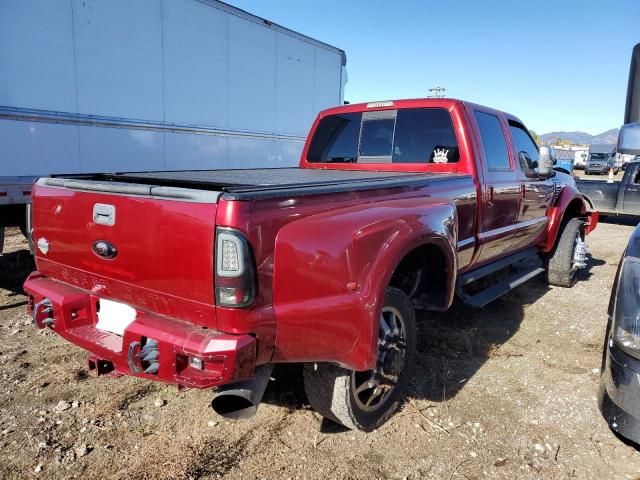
left=230, top=0, right=639, bottom=135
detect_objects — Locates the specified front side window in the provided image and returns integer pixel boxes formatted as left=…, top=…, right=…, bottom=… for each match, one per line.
left=306, top=108, right=459, bottom=164
left=474, top=111, right=510, bottom=171
left=509, top=121, right=539, bottom=172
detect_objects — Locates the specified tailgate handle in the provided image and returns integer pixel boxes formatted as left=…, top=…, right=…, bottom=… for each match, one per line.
left=93, top=204, right=116, bottom=226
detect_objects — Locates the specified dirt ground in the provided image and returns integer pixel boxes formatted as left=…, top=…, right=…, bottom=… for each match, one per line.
left=2, top=221, right=640, bottom=480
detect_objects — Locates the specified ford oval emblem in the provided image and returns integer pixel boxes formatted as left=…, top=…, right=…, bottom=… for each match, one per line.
left=92, top=240, right=117, bottom=259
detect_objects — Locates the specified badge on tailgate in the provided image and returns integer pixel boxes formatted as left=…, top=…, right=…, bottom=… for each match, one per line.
left=93, top=240, right=118, bottom=259
left=93, top=203, right=116, bottom=226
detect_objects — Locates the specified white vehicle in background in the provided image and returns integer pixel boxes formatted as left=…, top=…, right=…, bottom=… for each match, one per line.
left=618, top=152, right=637, bottom=170
left=0, top=0, right=347, bottom=252
left=574, top=150, right=589, bottom=169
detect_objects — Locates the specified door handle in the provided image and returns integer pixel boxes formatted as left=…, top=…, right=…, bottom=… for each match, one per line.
left=520, top=184, right=526, bottom=198
left=488, top=186, right=495, bottom=206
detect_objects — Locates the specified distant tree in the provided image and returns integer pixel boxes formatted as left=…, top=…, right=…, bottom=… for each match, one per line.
left=554, top=137, right=571, bottom=147
left=530, top=130, right=540, bottom=144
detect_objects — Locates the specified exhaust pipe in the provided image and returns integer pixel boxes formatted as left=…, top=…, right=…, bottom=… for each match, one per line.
left=211, top=364, right=273, bottom=420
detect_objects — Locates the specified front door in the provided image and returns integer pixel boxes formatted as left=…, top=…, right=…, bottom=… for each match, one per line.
left=508, top=121, right=554, bottom=250
left=473, top=109, right=521, bottom=265
left=622, top=165, right=640, bottom=214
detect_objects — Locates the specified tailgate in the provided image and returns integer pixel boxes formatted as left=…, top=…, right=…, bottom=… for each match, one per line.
left=30, top=178, right=220, bottom=328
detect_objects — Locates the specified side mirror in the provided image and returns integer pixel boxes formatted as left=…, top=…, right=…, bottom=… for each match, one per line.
left=518, top=151, right=538, bottom=178
left=537, top=146, right=555, bottom=178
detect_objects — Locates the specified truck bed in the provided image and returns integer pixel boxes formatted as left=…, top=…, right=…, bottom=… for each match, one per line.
left=52, top=168, right=469, bottom=200
left=576, top=179, right=619, bottom=214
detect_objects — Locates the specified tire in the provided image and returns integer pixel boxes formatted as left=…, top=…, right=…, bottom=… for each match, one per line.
left=546, top=218, right=586, bottom=288
left=303, top=287, right=417, bottom=431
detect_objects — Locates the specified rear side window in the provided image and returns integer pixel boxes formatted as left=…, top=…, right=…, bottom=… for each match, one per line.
left=393, top=108, right=459, bottom=163
left=306, top=112, right=362, bottom=163
left=474, top=111, right=510, bottom=171
left=306, top=108, right=459, bottom=164
left=509, top=121, right=539, bottom=171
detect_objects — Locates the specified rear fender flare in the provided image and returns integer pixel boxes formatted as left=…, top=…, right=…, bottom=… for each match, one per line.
left=271, top=197, right=458, bottom=371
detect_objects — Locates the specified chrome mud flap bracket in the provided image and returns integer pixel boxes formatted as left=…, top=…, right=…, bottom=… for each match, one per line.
left=32, top=298, right=53, bottom=328
left=574, top=237, right=589, bottom=270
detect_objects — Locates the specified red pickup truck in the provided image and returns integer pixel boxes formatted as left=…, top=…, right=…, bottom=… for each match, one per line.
left=24, top=98, right=597, bottom=431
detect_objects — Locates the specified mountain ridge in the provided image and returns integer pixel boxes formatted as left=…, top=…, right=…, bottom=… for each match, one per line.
left=540, top=128, right=619, bottom=145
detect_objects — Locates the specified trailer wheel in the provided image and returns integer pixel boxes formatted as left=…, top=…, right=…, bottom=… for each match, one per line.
left=546, top=218, right=587, bottom=288
left=303, top=287, right=416, bottom=431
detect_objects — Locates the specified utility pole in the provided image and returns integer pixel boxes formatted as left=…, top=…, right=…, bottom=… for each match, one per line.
left=427, top=86, right=446, bottom=98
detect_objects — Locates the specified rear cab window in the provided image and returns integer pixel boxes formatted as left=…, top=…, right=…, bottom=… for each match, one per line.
left=307, top=107, right=460, bottom=165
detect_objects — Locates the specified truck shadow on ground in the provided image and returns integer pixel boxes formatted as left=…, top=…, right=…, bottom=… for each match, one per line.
left=0, top=248, right=34, bottom=306
left=580, top=253, right=605, bottom=282
left=410, top=288, right=546, bottom=404
left=262, top=281, right=545, bottom=432
left=263, top=255, right=605, bottom=432
left=598, top=215, right=639, bottom=227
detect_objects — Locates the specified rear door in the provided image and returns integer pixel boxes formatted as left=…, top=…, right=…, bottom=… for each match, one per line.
left=508, top=120, right=554, bottom=250
left=472, top=109, right=521, bottom=265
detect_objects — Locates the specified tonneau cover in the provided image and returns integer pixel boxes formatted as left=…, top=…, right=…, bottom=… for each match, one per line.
left=55, top=168, right=469, bottom=200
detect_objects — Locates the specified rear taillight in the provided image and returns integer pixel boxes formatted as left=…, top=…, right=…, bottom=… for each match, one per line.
left=214, top=228, right=256, bottom=308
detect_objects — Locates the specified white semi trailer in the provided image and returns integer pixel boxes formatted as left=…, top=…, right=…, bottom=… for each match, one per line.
left=0, top=0, right=347, bottom=251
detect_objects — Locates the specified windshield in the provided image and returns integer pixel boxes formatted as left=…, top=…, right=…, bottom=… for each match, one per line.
left=589, top=153, right=606, bottom=160
left=306, top=108, right=460, bottom=164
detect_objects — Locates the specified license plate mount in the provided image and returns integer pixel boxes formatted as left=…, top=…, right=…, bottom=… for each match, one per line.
left=95, top=299, right=137, bottom=336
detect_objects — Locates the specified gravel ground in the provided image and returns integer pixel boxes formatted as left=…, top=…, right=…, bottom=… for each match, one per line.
left=1, top=221, right=640, bottom=479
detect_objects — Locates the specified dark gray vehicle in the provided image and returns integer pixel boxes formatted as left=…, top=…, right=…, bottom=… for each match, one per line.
left=598, top=42, right=640, bottom=445
left=585, top=144, right=618, bottom=175
left=578, top=161, right=640, bottom=216
left=598, top=222, right=640, bottom=443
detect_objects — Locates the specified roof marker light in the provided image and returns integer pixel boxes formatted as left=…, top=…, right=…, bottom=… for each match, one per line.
left=366, top=101, right=394, bottom=109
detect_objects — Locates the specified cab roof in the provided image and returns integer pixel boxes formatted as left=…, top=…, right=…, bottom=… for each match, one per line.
left=318, top=98, right=525, bottom=127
